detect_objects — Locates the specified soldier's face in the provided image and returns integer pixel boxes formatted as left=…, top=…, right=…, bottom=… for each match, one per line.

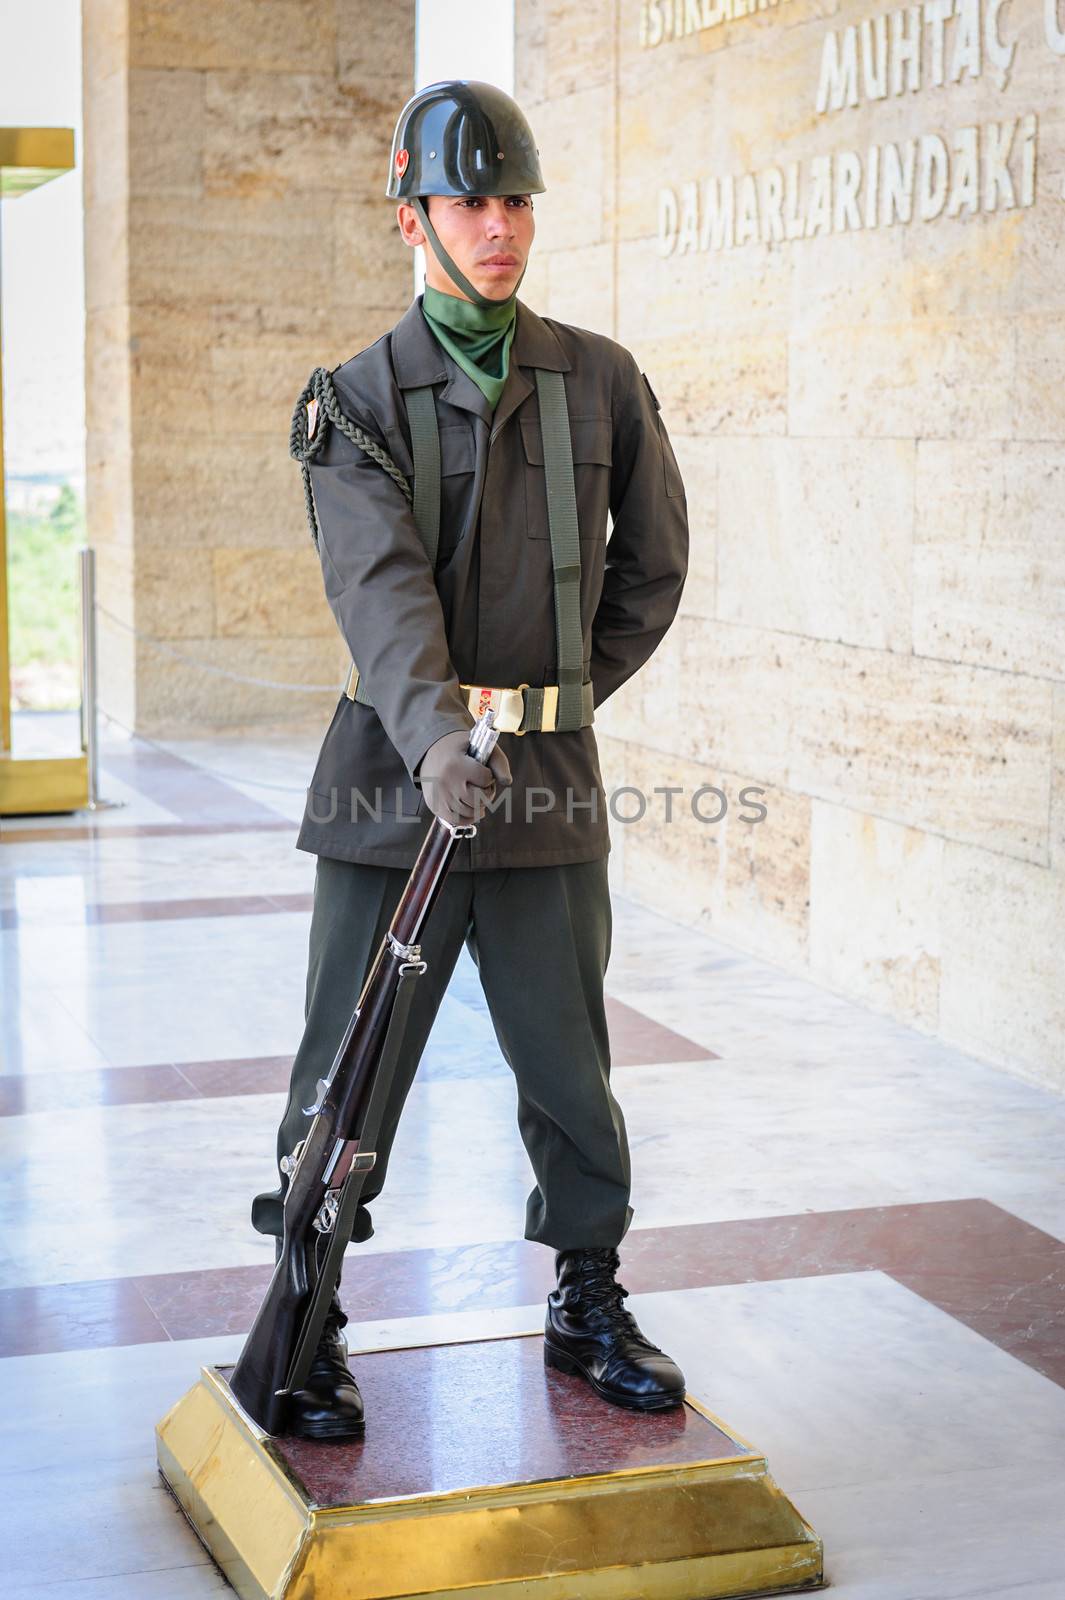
left=399, top=194, right=535, bottom=302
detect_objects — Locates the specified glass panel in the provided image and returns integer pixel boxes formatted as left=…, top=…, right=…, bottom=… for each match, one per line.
left=0, top=2, right=85, bottom=724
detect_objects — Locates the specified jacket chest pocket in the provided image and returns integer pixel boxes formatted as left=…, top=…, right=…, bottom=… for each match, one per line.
left=385, top=420, right=477, bottom=546
left=439, top=424, right=476, bottom=478
left=520, top=415, right=611, bottom=539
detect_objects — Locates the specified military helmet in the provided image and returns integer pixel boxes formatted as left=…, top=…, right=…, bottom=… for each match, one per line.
left=386, top=79, right=545, bottom=200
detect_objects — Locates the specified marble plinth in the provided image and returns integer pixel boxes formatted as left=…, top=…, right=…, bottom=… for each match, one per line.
left=156, top=1331, right=824, bottom=1600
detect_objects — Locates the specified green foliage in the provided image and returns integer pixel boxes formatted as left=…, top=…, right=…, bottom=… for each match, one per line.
left=6, top=484, right=83, bottom=708
left=49, top=483, right=81, bottom=536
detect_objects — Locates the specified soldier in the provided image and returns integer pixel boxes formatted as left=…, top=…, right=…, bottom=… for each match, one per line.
left=251, top=80, right=690, bottom=1439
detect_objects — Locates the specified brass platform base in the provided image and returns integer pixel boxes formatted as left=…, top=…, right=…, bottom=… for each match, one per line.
left=156, top=1332, right=824, bottom=1600
left=0, top=753, right=88, bottom=816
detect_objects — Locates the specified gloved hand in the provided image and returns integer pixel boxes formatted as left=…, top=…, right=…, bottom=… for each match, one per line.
left=417, top=729, right=513, bottom=828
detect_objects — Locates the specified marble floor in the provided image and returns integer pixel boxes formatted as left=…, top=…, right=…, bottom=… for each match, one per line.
left=1, top=717, right=1063, bottom=1598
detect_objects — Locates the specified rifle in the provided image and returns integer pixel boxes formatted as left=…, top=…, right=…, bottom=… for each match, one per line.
left=229, top=708, right=500, bottom=1435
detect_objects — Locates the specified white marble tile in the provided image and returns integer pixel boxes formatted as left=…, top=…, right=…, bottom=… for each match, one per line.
left=4, top=971, right=1063, bottom=1281
left=8, top=907, right=313, bottom=992
left=0, top=829, right=312, bottom=913
left=6, top=1568, right=228, bottom=1600
left=650, top=1274, right=1065, bottom=1495
left=0, top=992, right=113, bottom=1074
left=3, top=1458, right=215, bottom=1590
left=418, top=990, right=509, bottom=1080
left=70, top=970, right=309, bottom=1069
left=81, top=764, right=185, bottom=825
left=799, top=1466, right=1065, bottom=1599
left=447, top=944, right=495, bottom=1014
left=0, top=1071, right=535, bottom=1286
left=2, top=910, right=314, bottom=1068
left=0, top=1094, right=286, bottom=1286
left=849, top=1142, right=1065, bottom=1214
left=160, top=733, right=324, bottom=825
left=2, top=1273, right=1063, bottom=1597
left=6, top=1016, right=1063, bottom=1286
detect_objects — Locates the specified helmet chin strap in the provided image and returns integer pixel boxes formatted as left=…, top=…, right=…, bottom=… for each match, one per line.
left=413, top=196, right=527, bottom=310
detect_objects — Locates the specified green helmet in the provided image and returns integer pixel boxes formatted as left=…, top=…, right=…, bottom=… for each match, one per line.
left=387, top=81, right=544, bottom=310
left=386, top=79, right=546, bottom=201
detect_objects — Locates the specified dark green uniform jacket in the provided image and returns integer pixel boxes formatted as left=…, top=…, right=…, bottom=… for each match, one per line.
left=298, top=295, right=689, bottom=871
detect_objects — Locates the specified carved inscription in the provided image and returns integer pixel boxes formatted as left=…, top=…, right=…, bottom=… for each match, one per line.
left=650, top=0, right=1065, bottom=244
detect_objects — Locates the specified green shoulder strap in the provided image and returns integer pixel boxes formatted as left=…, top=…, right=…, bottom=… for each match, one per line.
left=403, top=385, right=442, bottom=571
left=534, top=368, right=588, bottom=734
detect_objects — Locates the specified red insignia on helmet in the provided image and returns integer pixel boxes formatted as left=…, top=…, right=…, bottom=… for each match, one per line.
left=395, top=148, right=409, bottom=177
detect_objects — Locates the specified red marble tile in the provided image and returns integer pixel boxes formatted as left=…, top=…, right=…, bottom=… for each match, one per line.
left=139, top=1262, right=274, bottom=1343
left=139, top=1244, right=549, bottom=1342
left=8, top=1202, right=1063, bottom=1385
left=0, top=1064, right=201, bottom=1116
left=605, top=994, right=719, bottom=1067
left=0, top=1278, right=168, bottom=1357
left=238, top=1335, right=744, bottom=1506
left=176, top=1055, right=295, bottom=1097
left=0, top=1001, right=709, bottom=1114
left=100, top=744, right=287, bottom=826
left=144, top=1202, right=1065, bottom=1388
left=880, top=1200, right=1065, bottom=1379
left=87, top=893, right=312, bottom=924
left=0, top=892, right=314, bottom=930
left=0, top=1056, right=295, bottom=1116
left=614, top=1202, right=1065, bottom=1390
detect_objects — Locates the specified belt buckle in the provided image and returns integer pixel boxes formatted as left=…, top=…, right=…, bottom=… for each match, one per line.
left=464, top=684, right=527, bottom=735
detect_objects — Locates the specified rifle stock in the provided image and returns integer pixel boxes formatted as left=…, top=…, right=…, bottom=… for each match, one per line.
left=228, top=709, right=500, bottom=1434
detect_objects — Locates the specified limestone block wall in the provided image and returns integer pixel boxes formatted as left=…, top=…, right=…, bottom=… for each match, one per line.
left=515, top=0, right=1065, bottom=1088
left=82, top=0, right=415, bottom=733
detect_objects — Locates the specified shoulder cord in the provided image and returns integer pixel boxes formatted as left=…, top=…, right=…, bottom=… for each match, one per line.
left=289, top=366, right=413, bottom=548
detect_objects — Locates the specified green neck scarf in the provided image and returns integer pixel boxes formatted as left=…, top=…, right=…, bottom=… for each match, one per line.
left=421, top=284, right=517, bottom=408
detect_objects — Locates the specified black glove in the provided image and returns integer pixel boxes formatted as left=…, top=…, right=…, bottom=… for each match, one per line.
left=417, top=730, right=513, bottom=828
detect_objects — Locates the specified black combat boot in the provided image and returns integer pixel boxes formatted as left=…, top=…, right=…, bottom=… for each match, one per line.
left=286, top=1280, right=365, bottom=1441
left=544, top=1246, right=686, bottom=1411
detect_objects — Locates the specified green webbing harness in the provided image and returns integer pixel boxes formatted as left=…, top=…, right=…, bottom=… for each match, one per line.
left=534, top=368, right=588, bottom=736
left=290, top=365, right=593, bottom=734
left=404, top=385, right=441, bottom=570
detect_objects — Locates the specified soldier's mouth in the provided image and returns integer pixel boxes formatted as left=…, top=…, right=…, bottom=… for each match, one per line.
left=480, top=254, right=519, bottom=268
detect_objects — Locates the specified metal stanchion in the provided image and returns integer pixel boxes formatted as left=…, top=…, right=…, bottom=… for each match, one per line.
left=78, top=545, right=121, bottom=812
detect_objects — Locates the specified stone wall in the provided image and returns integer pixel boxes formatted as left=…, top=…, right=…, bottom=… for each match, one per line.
left=82, top=0, right=415, bottom=733
left=515, top=0, right=1065, bottom=1088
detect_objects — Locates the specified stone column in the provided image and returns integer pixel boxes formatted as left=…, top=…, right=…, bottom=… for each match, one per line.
left=83, top=0, right=415, bottom=733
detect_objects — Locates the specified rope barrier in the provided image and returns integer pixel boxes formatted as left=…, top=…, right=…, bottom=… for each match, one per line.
left=95, top=605, right=345, bottom=694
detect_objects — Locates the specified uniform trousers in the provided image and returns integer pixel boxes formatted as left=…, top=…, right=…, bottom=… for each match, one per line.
left=250, top=853, right=633, bottom=1251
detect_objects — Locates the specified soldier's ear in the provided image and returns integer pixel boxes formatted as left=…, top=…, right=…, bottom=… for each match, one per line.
left=397, top=202, right=425, bottom=248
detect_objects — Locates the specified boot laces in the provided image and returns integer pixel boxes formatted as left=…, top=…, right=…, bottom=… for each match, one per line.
left=570, top=1248, right=660, bottom=1350
left=322, top=1286, right=348, bottom=1338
